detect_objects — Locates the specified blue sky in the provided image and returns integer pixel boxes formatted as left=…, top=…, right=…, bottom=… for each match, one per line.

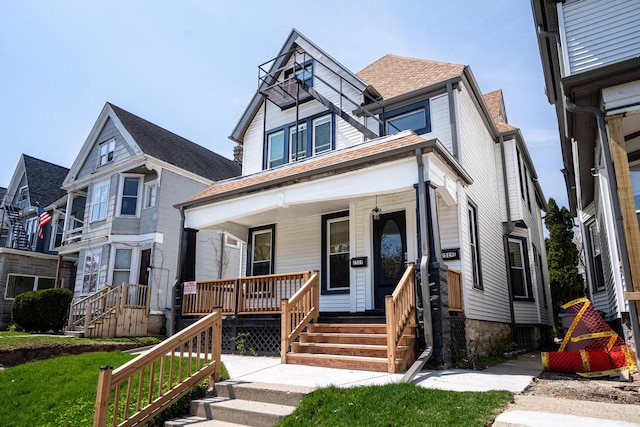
left=0, top=0, right=567, bottom=208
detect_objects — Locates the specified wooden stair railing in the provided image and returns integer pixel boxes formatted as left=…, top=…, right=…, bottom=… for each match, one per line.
left=93, top=310, right=222, bottom=427
left=280, top=271, right=319, bottom=363
left=67, top=286, right=120, bottom=332
left=385, top=263, right=416, bottom=373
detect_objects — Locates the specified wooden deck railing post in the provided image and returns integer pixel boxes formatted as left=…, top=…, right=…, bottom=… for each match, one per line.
left=385, top=296, right=397, bottom=373
left=281, top=299, right=290, bottom=363
left=93, top=365, right=113, bottom=427
left=212, top=310, right=222, bottom=383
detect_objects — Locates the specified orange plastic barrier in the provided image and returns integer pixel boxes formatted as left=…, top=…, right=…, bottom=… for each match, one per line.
left=542, top=298, right=636, bottom=377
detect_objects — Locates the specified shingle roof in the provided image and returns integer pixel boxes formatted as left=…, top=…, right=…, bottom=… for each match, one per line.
left=108, top=103, right=242, bottom=182
left=483, top=89, right=517, bottom=133
left=22, top=155, right=69, bottom=207
left=182, top=132, right=472, bottom=208
left=357, top=54, right=465, bottom=100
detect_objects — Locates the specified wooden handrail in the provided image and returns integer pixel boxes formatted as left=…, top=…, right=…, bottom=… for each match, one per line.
left=68, top=286, right=119, bottom=331
left=281, top=271, right=319, bottom=363
left=385, top=263, right=416, bottom=373
left=93, top=310, right=222, bottom=427
left=447, top=269, right=463, bottom=312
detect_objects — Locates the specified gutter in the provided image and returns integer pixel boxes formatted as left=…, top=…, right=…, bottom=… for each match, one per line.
left=402, top=148, right=434, bottom=381
left=170, top=205, right=187, bottom=336
left=565, top=99, right=640, bottom=369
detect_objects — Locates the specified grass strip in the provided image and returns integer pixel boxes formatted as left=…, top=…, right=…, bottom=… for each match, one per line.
left=278, top=382, right=512, bottom=427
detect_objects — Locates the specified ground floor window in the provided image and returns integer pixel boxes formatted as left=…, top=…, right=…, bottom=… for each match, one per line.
left=112, top=248, right=132, bottom=285
left=586, top=221, right=606, bottom=293
left=83, top=253, right=101, bottom=294
left=509, top=237, right=533, bottom=300
left=468, top=201, right=483, bottom=290
left=5, top=274, right=56, bottom=299
left=248, top=225, right=275, bottom=276
left=321, top=211, right=350, bottom=294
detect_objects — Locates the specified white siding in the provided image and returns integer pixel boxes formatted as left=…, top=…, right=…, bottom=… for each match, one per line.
left=561, top=0, right=640, bottom=75
left=457, top=82, right=511, bottom=323
left=425, top=94, right=452, bottom=152
left=495, top=139, right=523, bottom=222
left=438, top=198, right=461, bottom=273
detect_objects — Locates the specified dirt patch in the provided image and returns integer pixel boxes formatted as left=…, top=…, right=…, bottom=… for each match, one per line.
left=524, top=370, right=640, bottom=405
left=0, top=342, right=144, bottom=368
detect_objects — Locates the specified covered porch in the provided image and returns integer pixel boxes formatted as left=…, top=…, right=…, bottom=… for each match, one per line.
left=176, top=133, right=472, bottom=369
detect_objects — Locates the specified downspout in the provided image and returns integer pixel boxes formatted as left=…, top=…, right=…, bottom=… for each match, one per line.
left=500, top=135, right=517, bottom=338
left=565, top=99, right=640, bottom=369
left=170, top=205, right=187, bottom=336
left=402, top=148, right=433, bottom=381
left=219, top=233, right=225, bottom=279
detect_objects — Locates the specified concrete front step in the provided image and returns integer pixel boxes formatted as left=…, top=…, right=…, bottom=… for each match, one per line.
left=165, top=381, right=313, bottom=427
left=63, top=330, right=84, bottom=338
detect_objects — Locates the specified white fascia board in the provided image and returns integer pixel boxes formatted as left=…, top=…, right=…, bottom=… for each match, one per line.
left=602, top=80, right=640, bottom=115
left=108, top=232, right=162, bottom=245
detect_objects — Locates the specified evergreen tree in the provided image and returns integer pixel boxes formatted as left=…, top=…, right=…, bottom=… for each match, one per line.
left=544, top=198, right=585, bottom=325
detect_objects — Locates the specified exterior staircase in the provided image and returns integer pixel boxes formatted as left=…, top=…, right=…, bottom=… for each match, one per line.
left=165, top=381, right=313, bottom=427
left=4, top=205, right=30, bottom=249
left=285, top=320, right=418, bottom=373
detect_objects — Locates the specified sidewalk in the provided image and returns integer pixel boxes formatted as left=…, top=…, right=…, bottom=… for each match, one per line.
left=221, top=352, right=640, bottom=426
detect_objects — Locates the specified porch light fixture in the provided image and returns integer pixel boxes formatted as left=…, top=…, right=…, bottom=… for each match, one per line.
left=371, top=195, right=381, bottom=220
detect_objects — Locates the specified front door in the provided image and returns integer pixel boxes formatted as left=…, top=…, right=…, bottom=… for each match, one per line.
left=373, top=211, right=407, bottom=310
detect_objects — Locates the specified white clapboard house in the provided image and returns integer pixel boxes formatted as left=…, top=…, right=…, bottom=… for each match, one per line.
left=175, top=29, right=552, bottom=371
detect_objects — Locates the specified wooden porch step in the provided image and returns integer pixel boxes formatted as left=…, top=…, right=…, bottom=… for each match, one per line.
left=291, top=341, right=412, bottom=358
left=300, top=331, right=415, bottom=346
left=285, top=352, right=403, bottom=372
left=307, top=323, right=388, bottom=334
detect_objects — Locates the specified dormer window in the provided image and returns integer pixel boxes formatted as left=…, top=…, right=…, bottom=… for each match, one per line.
left=382, top=100, right=431, bottom=136
left=284, top=60, right=313, bottom=87
left=99, top=139, right=115, bottom=166
left=16, top=187, right=29, bottom=209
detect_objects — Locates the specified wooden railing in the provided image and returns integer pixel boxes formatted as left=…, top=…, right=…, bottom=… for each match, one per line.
left=93, top=310, right=222, bottom=427
left=67, top=283, right=150, bottom=338
left=385, top=263, right=416, bottom=373
left=68, top=286, right=120, bottom=331
left=447, top=269, right=463, bottom=313
left=280, top=271, right=319, bottom=363
left=182, top=272, right=312, bottom=315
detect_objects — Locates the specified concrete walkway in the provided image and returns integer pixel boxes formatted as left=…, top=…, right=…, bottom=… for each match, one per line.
left=221, top=352, right=640, bottom=426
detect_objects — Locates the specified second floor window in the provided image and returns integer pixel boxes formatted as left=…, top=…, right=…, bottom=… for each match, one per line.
left=265, top=113, right=334, bottom=170
left=144, top=182, right=157, bottom=209
left=91, top=180, right=110, bottom=221
left=119, top=176, right=141, bottom=216
left=16, top=187, right=29, bottom=209
left=99, top=139, right=116, bottom=166
left=382, top=100, right=431, bottom=136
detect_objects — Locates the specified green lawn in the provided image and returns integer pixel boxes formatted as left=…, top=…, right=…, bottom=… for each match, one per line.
left=0, top=331, right=162, bottom=351
left=278, top=383, right=512, bottom=427
left=0, top=350, right=228, bottom=427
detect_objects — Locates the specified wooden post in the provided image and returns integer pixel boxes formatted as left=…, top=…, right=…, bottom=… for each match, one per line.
left=385, top=296, right=396, bottom=373
left=93, top=365, right=113, bottom=427
left=55, top=255, right=63, bottom=288
left=281, top=300, right=290, bottom=363
left=212, top=310, right=222, bottom=382
left=607, top=116, right=640, bottom=336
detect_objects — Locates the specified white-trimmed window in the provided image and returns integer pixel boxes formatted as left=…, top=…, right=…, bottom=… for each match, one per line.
left=313, top=115, right=332, bottom=155
left=225, top=233, right=241, bottom=249
left=290, top=123, right=307, bottom=161
left=468, top=201, right=483, bottom=290
left=144, top=182, right=157, bottom=209
left=82, top=253, right=101, bottom=294
left=267, top=130, right=285, bottom=168
left=118, top=175, right=142, bottom=216
left=587, top=221, right=606, bottom=293
left=91, top=180, right=110, bottom=221
left=99, top=139, right=116, bottom=166
left=112, top=248, right=133, bottom=285
left=5, top=274, right=56, bottom=299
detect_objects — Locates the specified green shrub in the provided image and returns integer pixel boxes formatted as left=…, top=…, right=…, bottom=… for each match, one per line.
left=12, top=288, right=73, bottom=332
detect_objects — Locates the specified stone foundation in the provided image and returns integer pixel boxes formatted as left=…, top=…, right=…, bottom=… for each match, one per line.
left=464, top=318, right=512, bottom=357
left=147, top=312, right=166, bottom=336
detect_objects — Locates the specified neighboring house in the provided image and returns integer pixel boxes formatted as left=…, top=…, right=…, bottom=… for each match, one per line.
left=175, top=29, right=552, bottom=367
left=531, top=0, right=640, bottom=352
left=0, top=155, right=75, bottom=329
left=56, top=103, right=242, bottom=335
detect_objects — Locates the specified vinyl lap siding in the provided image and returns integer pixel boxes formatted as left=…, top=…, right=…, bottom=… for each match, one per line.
left=594, top=181, right=620, bottom=318
left=76, top=118, right=136, bottom=180
left=561, top=0, right=640, bottom=75
left=426, top=94, right=452, bottom=152
left=457, top=84, right=510, bottom=323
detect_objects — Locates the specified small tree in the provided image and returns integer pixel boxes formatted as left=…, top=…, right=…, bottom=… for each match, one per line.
left=544, top=198, right=585, bottom=325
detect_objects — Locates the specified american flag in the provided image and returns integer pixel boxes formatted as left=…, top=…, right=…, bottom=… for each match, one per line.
left=37, top=206, right=52, bottom=239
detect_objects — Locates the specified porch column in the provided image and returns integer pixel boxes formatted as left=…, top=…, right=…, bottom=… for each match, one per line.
left=606, top=116, right=640, bottom=354
left=62, top=192, right=73, bottom=244
left=424, top=182, right=452, bottom=366
left=174, top=227, right=199, bottom=333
